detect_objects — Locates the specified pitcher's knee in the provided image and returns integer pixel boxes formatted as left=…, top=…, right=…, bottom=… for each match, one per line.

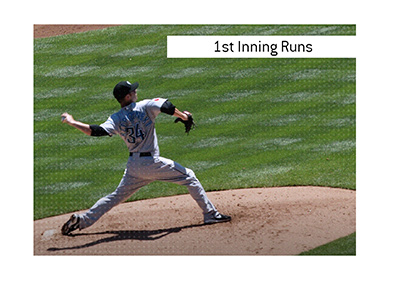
left=186, top=168, right=194, bottom=177
left=185, top=170, right=205, bottom=191
left=186, top=168, right=199, bottom=181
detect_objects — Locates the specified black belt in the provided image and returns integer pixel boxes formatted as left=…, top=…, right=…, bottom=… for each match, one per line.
left=129, top=152, right=152, bottom=157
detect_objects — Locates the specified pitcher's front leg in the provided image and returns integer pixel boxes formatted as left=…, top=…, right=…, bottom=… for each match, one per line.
left=156, top=157, right=217, bottom=215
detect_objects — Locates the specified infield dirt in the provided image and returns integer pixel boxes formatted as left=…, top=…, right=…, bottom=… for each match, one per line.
left=33, top=25, right=356, bottom=255
left=34, top=24, right=119, bottom=38
left=34, top=186, right=355, bottom=255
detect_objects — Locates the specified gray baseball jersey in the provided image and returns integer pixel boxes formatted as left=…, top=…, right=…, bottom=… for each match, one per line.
left=100, top=98, right=167, bottom=156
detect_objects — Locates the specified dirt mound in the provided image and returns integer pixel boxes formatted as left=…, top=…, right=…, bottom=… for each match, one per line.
left=34, top=187, right=356, bottom=255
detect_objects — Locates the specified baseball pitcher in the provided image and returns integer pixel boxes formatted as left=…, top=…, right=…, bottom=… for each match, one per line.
left=61, top=81, right=231, bottom=235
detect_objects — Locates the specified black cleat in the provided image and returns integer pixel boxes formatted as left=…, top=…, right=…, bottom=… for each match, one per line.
left=61, top=214, right=80, bottom=235
left=204, top=212, right=231, bottom=224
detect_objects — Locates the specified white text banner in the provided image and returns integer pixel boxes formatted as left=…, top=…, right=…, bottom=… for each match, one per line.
left=167, top=36, right=356, bottom=58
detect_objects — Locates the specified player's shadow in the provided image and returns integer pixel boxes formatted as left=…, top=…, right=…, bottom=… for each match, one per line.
left=47, top=223, right=205, bottom=252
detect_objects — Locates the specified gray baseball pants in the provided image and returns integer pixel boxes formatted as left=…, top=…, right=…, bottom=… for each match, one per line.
left=78, top=154, right=217, bottom=229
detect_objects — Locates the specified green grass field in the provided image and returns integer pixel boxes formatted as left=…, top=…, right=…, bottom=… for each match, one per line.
left=300, top=232, right=356, bottom=255
left=34, top=25, right=356, bottom=255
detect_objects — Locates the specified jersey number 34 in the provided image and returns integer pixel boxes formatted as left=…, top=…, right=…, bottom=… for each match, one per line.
left=126, top=124, right=145, bottom=143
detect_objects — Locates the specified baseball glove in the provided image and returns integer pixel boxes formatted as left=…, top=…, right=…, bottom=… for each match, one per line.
left=174, top=111, right=195, bottom=134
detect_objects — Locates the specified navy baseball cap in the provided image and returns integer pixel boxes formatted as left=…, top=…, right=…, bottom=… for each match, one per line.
left=113, top=81, right=139, bottom=100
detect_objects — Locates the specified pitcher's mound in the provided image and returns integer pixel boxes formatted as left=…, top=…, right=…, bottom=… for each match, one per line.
left=34, top=186, right=355, bottom=255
